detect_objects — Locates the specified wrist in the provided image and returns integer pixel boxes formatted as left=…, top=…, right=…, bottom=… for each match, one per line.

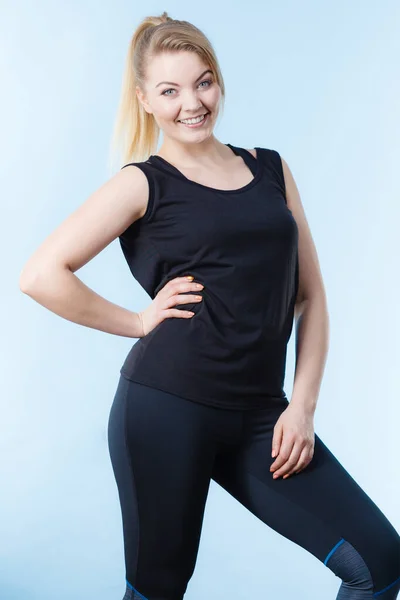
left=289, top=394, right=317, bottom=417
left=135, top=312, right=145, bottom=338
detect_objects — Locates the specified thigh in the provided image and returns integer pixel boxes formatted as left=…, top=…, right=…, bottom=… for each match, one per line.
left=211, top=400, right=400, bottom=596
left=108, top=375, right=217, bottom=600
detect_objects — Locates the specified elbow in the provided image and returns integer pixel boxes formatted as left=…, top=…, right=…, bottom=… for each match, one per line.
left=294, top=286, right=328, bottom=319
left=19, top=268, right=40, bottom=294
left=294, top=297, right=309, bottom=320
left=19, top=263, right=69, bottom=295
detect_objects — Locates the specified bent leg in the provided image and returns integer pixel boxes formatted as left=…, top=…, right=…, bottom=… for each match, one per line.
left=107, top=376, right=218, bottom=600
left=211, top=400, right=400, bottom=598
left=325, top=538, right=400, bottom=599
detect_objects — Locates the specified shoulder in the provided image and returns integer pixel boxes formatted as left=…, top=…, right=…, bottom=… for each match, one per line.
left=246, top=148, right=257, bottom=159
left=251, top=146, right=301, bottom=215
left=279, top=155, right=297, bottom=197
left=250, top=146, right=290, bottom=183
left=117, top=162, right=152, bottom=221
left=268, top=152, right=299, bottom=211
left=119, top=162, right=151, bottom=198
left=247, top=147, right=277, bottom=163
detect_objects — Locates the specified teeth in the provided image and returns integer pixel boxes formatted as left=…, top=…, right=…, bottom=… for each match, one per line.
left=180, top=114, right=206, bottom=124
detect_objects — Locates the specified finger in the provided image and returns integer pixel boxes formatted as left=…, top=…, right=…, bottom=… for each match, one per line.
left=286, top=444, right=314, bottom=475
left=270, top=437, right=296, bottom=475
left=175, top=280, right=204, bottom=301
left=271, top=423, right=283, bottom=458
left=273, top=445, right=301, bottom=479
left=159, top=275, right=197, bottom=297
left=272, top=441, right=302, bottom=479
left=294, top=445, right=315, bottom=475
left=161, top=279, right=204, bottom=313
left=282, top=445, right=311, bottom=479
left=165, top=293, right=203, bottom=309
left=270, top=426, right=293, bottom=469
left=164, top=308, right=195, bottom=319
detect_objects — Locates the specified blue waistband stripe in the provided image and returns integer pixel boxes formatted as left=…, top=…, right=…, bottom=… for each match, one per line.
left=323, top=537, right=346, bottom=565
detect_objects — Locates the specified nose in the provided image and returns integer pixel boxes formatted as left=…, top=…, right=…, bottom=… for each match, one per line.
left=181, top=90, right=205, bottom=113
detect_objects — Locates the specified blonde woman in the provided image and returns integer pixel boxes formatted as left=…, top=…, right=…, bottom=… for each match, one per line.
left=20, top=12, right=400, bottom=600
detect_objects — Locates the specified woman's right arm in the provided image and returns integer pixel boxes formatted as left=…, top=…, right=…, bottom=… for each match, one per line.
left=19, top=166, right=150, bottom=339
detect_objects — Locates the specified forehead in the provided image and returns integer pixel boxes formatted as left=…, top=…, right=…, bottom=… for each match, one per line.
left=146, top=51, right=210, bottom=86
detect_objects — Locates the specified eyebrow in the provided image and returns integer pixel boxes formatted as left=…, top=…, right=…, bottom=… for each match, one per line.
left=155, top=69, right=213, bottom=88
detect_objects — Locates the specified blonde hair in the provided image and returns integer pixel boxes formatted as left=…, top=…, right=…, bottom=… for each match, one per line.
left=107, top=11, right=225, bottom=174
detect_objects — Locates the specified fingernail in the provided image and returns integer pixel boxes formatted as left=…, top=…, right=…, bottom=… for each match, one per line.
left=186, top=275, right=194, bottom=280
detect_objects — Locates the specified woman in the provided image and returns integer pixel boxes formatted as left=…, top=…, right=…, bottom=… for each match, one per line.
left=20, top=11, right=400, bottom=600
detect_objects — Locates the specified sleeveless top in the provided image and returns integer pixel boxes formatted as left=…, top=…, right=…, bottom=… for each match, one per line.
left=118, top=143, right=299, bottom=410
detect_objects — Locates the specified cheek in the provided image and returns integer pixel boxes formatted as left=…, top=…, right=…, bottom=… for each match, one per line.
left=149, top=96, right=173, bottom=120
left=208, top=86, right=221, bottom=108
left=157, top=103, right=179, bottom=123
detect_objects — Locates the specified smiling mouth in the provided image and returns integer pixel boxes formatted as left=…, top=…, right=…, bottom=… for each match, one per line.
left=177, top=112, right=210, bottom=122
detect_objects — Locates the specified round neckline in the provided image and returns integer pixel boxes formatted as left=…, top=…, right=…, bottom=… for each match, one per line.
left=149, top=143, right=262, bottom=194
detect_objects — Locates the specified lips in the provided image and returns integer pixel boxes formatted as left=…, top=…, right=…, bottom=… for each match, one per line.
left=178, top=112, right=209, bottom=123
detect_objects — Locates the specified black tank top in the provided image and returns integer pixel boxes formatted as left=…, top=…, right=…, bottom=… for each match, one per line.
left=118, top=144, right=299, bottom=410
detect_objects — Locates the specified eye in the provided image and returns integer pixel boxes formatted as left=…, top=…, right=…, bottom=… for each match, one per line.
left=199, top=79, right=213, bottom=88
left=161, top=79, right=213, bottom=96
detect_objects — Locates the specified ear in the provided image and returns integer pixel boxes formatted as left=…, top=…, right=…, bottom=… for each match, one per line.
left=136, top=86, right=153, bottom=115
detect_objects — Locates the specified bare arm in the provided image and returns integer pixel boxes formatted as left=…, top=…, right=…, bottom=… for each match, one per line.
left=282, top=156, right=330, bottom=415
left=19, top=165, right=149, bottom=338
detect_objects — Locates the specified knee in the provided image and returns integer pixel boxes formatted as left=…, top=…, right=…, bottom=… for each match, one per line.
left=325, top=537, right=400, bottom=598
left=325, top=538, right=374, bottom=592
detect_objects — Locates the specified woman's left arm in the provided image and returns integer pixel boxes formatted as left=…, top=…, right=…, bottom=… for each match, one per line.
left=284, top=156, right=330, bottom=416
left=270, top=155, right=330, bottom=480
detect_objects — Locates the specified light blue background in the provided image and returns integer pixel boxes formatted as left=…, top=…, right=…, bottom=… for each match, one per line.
left=3, top=1, right=399, bottom=598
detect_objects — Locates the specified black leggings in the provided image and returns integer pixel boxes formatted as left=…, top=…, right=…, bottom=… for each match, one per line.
left=107, top=374, right=400, bottom=600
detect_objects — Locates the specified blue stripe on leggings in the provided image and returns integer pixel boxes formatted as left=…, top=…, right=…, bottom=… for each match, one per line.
left=373, top=574, right=400, bottom=597
left=323, top=537, right=346, bottom=565
left=324, top=540, right=400, bottom=597
left=126, top=579, right=148, bottom=599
